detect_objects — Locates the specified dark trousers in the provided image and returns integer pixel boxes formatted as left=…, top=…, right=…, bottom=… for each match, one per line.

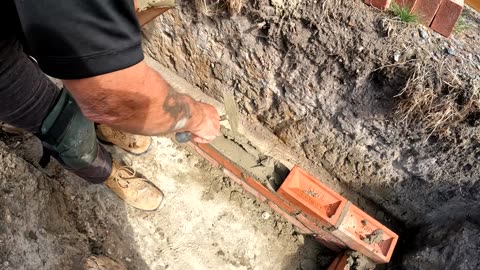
left=0, top=38, right=112, bottom=183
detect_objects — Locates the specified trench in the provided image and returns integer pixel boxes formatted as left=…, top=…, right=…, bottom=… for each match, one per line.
left=140, top=0, right=480, bottom=268
left=147, top=56, right=408, bottom=268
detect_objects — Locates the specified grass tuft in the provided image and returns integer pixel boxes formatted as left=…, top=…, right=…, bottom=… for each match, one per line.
left=395, top=61, right=480, bottom=138
left=453, top=15, right=470, bottom=34
left=390, top=2, right=419, bottom=23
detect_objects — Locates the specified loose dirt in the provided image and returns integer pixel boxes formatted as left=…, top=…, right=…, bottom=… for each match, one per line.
left=0, top=130, right=334, bottom=270
left=141, top=0, right=480, bottom=267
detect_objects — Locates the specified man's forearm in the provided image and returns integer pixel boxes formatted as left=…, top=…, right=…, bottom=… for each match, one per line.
left=63, top=61, right=202, bottom=136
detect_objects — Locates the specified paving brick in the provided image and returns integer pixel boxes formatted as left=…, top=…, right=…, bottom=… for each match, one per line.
left=430, top=0, right=464, bottom=37
left=224, top=169, right=266, bottom=202
left=332, top=204, right=399, bottom=263
left=296, top=214, right=346, bottom=252
left=364, top=0, right=392, bottom=10
left=197, top=143, right=244, bottom=179
left=327, top=252, right=349, bottom=270
left=412, top=0, right=442, bottom=25
left=246, top=176, right=296, bottom=214
left=187, top=142, right=220, bottom=168
left=277, top=166, right=348, bottom=228
left=267, top=201, right=312, bottom=235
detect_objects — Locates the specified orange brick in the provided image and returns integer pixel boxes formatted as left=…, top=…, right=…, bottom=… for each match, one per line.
left=277, top=166, right=348, bottom=228
left=364, top=0, right=392, bottom=10
left=430, top=0, right=464, bottom=37
left=412, top=0, right=442, bottom=25
left=327, top=252, right=349, bottom=270
left=267, top=201, right=312, bottom=235
left=296, top=214, right=346, bottom=252
left=197, top=143, right=244, bottom=179
left=223, top=169, right=267, bottom=202
left=188, top=142, right=220, bottom=168
left=332, top=204, right=399, bottom=263
left=246, top=176, right=296, bottom=214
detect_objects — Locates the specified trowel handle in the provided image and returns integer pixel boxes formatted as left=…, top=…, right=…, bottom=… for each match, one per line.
left=175, top=132, right=191, bottom=143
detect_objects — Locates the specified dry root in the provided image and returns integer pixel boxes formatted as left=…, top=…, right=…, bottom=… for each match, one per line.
left=395, top=61, right=480, bottom=137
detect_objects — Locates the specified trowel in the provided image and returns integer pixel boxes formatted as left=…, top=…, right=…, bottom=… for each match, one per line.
left=175, top=92, right=239, bottom=143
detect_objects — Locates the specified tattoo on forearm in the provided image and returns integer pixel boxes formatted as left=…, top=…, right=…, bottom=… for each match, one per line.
left=163, top=85, right=191, bottom=131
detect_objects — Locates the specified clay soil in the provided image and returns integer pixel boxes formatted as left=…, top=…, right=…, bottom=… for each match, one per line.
left=0, top=0, right=479, bottom=269
left=0, top=131, right=337, bottom=269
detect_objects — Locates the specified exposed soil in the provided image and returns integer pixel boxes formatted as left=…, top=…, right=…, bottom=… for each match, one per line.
left=140, top=0, right=480, bottom=268
left=1, top=0, right=479, bottom=269
left=0, top=131, right=335, bottom=269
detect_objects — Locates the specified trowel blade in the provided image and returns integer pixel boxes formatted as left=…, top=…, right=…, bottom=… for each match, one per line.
left=223, top=92, right=240, bottom=134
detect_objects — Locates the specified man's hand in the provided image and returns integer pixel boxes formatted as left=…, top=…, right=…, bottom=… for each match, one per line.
left=185, top=102, right=220, bottom=144
left=63, top=61, right=220, bottom=143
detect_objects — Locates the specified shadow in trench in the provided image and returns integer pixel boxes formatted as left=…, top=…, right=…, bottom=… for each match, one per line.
left=280, top=235, right=336, bottom=270
left=0, top=130, right=150, bottom=270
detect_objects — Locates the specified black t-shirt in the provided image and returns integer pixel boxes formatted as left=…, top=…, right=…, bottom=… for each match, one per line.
left=1, top=0, right=143, bottom=79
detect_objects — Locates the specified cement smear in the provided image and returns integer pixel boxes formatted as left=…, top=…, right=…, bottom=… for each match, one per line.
left=210, top=127, right=290, bottom=190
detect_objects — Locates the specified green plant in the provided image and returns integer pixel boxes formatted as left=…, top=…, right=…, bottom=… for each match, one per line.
left=390, top=2, right=419, bottom=23
left=453, top=16, right=470, bottom=34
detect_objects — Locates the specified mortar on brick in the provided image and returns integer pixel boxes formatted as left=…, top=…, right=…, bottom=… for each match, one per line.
left=209, top=128, right=290, bottom=189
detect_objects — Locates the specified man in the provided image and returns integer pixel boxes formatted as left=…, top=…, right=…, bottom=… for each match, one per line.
left=0, top=0, right=220, bottom=211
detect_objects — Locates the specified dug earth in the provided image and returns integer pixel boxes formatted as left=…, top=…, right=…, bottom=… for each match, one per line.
left=141, top=0, right=480, bottom=268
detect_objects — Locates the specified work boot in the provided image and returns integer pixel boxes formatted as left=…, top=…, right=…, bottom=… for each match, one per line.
left=96, top=124, right=152, bottom=155
left=105, top=160, right=164, bottom=211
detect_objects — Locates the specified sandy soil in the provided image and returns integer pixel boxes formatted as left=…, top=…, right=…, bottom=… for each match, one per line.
left=0, top=131, right=334, bottom=270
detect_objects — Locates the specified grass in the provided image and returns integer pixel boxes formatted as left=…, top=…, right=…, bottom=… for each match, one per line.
left=395, top=61, right=480, bottom=138
left=453, top=15, right=470, bottom=34
left=390, top=2, right=419, bottom=23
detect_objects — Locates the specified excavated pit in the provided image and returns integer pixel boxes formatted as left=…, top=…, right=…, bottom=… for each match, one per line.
left=141, top=0, right=480, bottom=268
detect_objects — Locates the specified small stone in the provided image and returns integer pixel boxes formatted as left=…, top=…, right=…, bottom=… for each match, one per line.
left=418, top=28, right=429, bottom=40
left=28, top=231, right=38, bottom=241
left=297, top=234, right=305, bottom=245
left=261, top=212, right=271, bottom=220
left=357, top=46, right=364, bottom=52
left=446, top=47, right=456, bottom=56
left=244, top=101, right=254, bottom=114
left=3, top=261, right=9, bottom=267
left=300, top=258, right=317, bottom=270
left=0, top=223, right=7, bottom=234
left=125, top=257, right=132, bottom=262
left=393, top=51, right=401, bottom=62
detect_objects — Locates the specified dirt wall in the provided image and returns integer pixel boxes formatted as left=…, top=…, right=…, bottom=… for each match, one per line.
left=142, top=0, right=480, bottom=229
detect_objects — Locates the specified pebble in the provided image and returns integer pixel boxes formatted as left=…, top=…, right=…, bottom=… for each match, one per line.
left=28, top=231, right=38, bottom=241
left=261, top=211, right=271, bottom=220
left=393, top=51, right=401, bottom=62
left=125, top=257, right=132, bottom=262
left=418, top=28, right=429, bottom=40
left=446, top=47, right=456, bottom=56
left=3, top=261, right=9, bottom=267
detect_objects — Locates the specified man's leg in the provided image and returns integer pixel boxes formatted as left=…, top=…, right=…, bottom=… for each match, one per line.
left=0, top=38, right=111, bottom=183
left=0, top=38, right=163, bottom=210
